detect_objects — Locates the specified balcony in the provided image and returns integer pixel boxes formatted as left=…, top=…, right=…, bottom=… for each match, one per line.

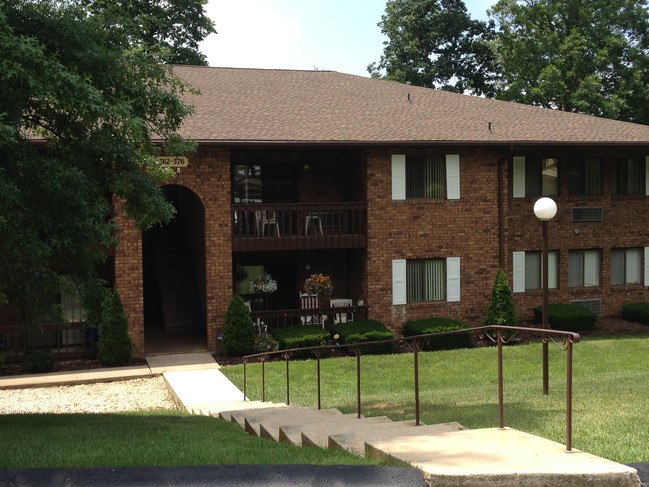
left=232, top=202, right=367, bottom=252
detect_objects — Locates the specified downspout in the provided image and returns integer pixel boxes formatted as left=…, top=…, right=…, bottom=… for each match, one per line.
left=497, top=148, right=512, bottom=269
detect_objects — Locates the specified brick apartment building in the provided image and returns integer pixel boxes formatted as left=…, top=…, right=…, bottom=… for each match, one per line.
left=113, top=66, right=649, bottom=356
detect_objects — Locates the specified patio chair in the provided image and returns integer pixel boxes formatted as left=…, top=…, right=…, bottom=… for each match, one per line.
left=330, top=298, right=354, bottom=324
left=256, top=211, right=280, bottom=237
left=300, top=292, right=326, bottom=328
left=244, top=300, right=266, bottom=335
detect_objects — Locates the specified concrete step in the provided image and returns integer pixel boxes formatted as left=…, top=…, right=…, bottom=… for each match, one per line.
left=289, top=415, right=393, bottom=448
left=274, top=413, right=363, bottom=445
left=226, top=405, right=293, bottom=427
left=192, top=400, right=287, bottom=417
left=329, top=421, right=467, bottom=455
left=245, top=407, right=343, bottom=438
left=364, top=427, right=641, bottom=487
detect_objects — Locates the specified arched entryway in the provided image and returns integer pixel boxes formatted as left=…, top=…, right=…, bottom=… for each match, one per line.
left=142, top=185, right=206, bottom=354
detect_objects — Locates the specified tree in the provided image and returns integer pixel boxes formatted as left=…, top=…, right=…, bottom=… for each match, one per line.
left=368, top=0, right=497, bottom=96
left=97, top=290, right=132, bottom=366
left=483, top=269, right=517, bottom=326
left=82, top=0, right=216, bottom=66
left=0, top=1, right=195, bottom=324
left=489, top=0, right=649, bottom=123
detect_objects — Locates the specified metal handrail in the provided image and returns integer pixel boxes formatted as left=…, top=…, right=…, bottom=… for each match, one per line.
left=241, top=325, right=580, bottom=452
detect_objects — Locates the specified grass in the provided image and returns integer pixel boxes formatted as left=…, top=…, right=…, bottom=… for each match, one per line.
left=222, top=335, right=649, bottom=464
left=0, top=410, right=380, bottom=469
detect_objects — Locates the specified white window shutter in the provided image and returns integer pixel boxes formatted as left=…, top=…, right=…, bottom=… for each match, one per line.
left=548, top=251, right=558, bottom=289
left=391, top=154, right=406, bottom=201
left=645, top=247, right=649, bottom=287
left=513, top=156, right=526, bottom=198
left=512, top=252, right=525, bottom=293
left=446, top=257, right=461, bottom=302
left=446, top=154, right=460, bottom=200
left=645, top=156, right=649, bottom=196
left=392, top=259, right=407, bottom=305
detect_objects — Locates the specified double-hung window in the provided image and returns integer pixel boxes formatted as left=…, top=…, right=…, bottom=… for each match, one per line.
left=612, top=157, right=646, bottom=196
left=611, top=248, right=643, bottom=285
left=392, top=257, right=460, bottom=304
left=392, top=154, right=460, bottom=200
left=568, top=158, right=601, bottom=196
left=512, top=251, right=558, bottom=292
left=512, top=157, right=558, bottom=197
left=568, top=250, right=600, bottom=288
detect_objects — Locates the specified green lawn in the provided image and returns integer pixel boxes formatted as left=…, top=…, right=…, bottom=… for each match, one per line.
left=0, top=411, right=379, bottom=469
left=222, top=335, right=649, bottom=464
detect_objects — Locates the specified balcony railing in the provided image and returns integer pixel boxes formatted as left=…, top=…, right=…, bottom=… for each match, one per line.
left=247, top=305, right=368, bottom=332
left=0, top=322, right=97, bottom=363
left=232, top=202, right=367, bottom=251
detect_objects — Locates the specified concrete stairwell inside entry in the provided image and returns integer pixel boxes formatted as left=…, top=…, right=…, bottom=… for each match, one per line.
left=152, top=353, right=641, bottom=487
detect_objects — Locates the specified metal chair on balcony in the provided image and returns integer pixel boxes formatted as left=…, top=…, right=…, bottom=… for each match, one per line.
left=331, top=298, right=354, bottom=324
left=300, top=292, right=326, bottom=328
left=303, top=213, right=323, bottom=235
left=256, top=211, right=280, bottom=237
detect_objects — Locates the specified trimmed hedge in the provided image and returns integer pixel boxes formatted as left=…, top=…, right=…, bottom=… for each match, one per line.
left=271, top=325, right=329, bottom=350
left=402, top=317, right=472, bottom=351
left=330, top=320, right=394, bottom=354
left=22, top=351, right=55, bottom=373
left=532, top=303, right=597, bottom=331
left=621, top=302, right=649, bottom=326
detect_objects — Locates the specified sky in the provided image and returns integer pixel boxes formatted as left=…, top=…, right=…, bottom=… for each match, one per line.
left=199, top=0, right=495, bottom=77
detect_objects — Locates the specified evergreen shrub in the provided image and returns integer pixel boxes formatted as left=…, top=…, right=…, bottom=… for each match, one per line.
left=402, top=317, right=472, bottom=351
left=483, top=269, right=517, bottom=326
left=271, top=325, right=329, bottom=350
left=620, top=302, right=649, bottom=326
left=223, top=295, right=256, bottom=356
left=21, top=351, right=55, bottom=373
left=97, top=291, right=132, bottom=366
left=532, top=303, right=597, bottom=331
left=330, top=320, right=394, bottom=354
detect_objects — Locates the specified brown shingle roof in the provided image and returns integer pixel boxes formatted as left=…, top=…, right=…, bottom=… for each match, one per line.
left=173, top=65, right=649, bottom=146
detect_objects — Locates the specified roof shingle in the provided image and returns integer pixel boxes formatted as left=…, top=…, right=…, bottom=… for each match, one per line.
left=173, top=66, right=649, bottom=146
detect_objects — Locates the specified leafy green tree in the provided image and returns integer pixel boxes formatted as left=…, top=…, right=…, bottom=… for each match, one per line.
left=483, top=269, right=517, bottom=326
left=82, top=0, right=216, bottom=65
left=0, top=1, right=195, bottom=324
left=368, top=0, right=497, bottom=96
left=489, top=0, right=649, bottom=123
left=223, top=296, right=256, bottom=357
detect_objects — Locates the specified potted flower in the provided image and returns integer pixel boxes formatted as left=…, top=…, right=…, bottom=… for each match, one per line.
left=250, top=273, right=277, bottom=310
left=303, top=273, right=333, bottom=296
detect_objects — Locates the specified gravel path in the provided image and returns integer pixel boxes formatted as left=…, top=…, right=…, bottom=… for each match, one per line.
left=0, top=377, right=178, bottom=414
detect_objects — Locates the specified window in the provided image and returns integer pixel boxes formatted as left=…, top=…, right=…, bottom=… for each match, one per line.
left=611, top=248, right=643, bottom=285
left=406, top=259, right=446, bottom=302
left=512, top=156, right=558, bottom=197
left=613, top=158, right=645, bottom=196
left=513, top=251, right=558, bottom=292
left=392, top=257, right=460, bottom=304
left=568, top=250, right=600, bottom=288
left=568, top=158, right=601, bottom=196
left=60, top=276, right=86, bottom=323
left=406, top=156, right=446, bottom=199
left=233, top=164, right=262, bottom=203
left=392, top=154, right=460, bottom=200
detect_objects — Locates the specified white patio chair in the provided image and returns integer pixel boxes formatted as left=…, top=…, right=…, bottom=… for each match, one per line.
left=330, top=298, right=353, bottom=324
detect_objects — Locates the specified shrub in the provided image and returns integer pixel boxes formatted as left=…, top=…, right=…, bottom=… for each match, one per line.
left=532, top=303, right=597, bottom=331
left=402, top=317, right=472, bottom=351
left=21, top=351, right=55, bottom=373
left=223, top=296, right=256, bottom=356
left=330, top=320, right=394, bottom=354
left=271, top=325, right=329, bottom=350
left=483, top=269, right=517, bottom=326
left=621, top=302, right=649, bottom=326
left=97, top=291, right=132, bottom=366
left=254, top=334, right=279, bottom=353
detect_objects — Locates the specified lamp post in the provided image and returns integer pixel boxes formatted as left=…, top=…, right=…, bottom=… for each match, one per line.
left=533, top=197, right=557, bottom=396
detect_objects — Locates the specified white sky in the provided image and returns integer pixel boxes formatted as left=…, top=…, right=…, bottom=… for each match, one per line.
left=199, top=0, right=495, bottom=77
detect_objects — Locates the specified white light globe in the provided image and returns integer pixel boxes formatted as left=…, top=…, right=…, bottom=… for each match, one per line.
left=533, top=197, right=557, bottom=221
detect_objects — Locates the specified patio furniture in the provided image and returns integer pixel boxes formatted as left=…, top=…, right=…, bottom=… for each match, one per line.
left=256, top=211, right=280, bottom=237
left=303, top=213, right=323, bottom=235
left=330, top=298, right=354, bottom=324
left=300, top=292, right=326, bottom=328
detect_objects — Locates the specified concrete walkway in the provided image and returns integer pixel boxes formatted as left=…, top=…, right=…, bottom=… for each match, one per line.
left=0, top=353, right=642, bottom=486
